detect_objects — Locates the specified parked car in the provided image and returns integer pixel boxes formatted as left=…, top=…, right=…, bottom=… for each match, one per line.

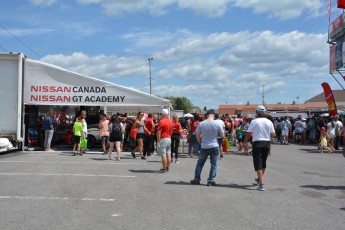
left=87, top=124, right=100, bottom=148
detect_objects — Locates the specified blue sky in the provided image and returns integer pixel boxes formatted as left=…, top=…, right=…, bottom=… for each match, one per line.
left=0, top=0, right=343, bottom=110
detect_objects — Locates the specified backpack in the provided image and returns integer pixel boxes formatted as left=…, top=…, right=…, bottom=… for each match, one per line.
left=110, top=123, right=122, bottom=140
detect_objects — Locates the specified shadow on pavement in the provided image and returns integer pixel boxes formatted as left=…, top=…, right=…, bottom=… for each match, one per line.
left=340, top=208, right=345, bottom=211
left=89, top=158, right=109, bottom=161
left=165, top=181, right=257, bottom=190
left=301, top=185, right=345, bottom=190
left=298, top=148, right=320, bottom=154
left=129, top=169, right=158, bottom=173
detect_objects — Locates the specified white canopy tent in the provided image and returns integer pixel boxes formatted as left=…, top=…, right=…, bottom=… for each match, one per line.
left=24, top=59, right=171, bottom=113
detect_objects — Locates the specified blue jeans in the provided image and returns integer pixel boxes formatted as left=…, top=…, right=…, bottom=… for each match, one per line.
left=188, top=140, right=200, bottom=156
left=194, top=147, right=219, bottom=183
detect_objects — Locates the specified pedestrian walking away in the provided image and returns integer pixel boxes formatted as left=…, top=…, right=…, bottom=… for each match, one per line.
left=190, top=109, right=224, bottom=186
left=99, top=113, right=110, bottom=155
left=171, top=114, right=183, bottom=163
left=108, top=114, right=124, bottom=160
left=156, top=109, right=173, bottom=173
left=143, top=113, right=155, bottom=157
left=243, top=105, right=275, bottom=191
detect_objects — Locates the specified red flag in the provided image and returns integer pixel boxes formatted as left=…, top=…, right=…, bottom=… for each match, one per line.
left=338, top=0, right=345, bottom=8
left=321, top=82, right=338, bottom=116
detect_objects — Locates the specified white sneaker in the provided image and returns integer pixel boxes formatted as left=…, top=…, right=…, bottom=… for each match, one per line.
left=257, top=184, right=265, bottom=191
left=175, top=159, right=179, bottom=163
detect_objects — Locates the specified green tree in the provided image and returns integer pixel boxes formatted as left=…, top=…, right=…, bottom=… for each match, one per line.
left=164, top=96, right=194, bottom=114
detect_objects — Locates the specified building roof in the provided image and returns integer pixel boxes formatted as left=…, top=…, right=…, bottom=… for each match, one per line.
left=306, top=90, right=345, bottom=103
left=218, top=103, right=328, bottom=115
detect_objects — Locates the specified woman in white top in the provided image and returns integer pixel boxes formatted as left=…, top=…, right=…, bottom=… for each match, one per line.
left=326, top=117, right=336, bottom=153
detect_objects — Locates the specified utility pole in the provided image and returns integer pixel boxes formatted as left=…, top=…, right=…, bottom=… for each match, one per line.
left=148, top=57, right=153, bottom=95
left=261, top=84, right=265, bottom=105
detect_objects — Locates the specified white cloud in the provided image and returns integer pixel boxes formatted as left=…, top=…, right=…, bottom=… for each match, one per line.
left=30, top=0, right=56, bottom=7
left=42, top=52, right=147, bottom=79
left=41, top=29, right=330, bottom=108
left=75, top=0, right=325, bottom=19
left=231, top=0, right=325, bottom=20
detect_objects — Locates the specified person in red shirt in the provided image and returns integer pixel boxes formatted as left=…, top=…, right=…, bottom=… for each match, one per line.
left=157, top=109, right=173, bottom=173
left=143, top=113, right=155, bottom=157
left=188, top=115, right=200, bottom=157
left=171, top=114, right=182, bottom=163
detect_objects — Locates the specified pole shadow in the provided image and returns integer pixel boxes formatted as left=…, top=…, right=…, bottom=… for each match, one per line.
left=301, top=185, right=345, bottom=190
left=164, top=181, right=257, bottom=190
left=129, top=169, right=158, bottom=174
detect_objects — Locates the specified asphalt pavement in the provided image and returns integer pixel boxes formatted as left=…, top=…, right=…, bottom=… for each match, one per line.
left=0, top=142, right=344, bottom=230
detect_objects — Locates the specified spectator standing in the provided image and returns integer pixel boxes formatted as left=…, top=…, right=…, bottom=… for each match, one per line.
left=43, top=110, right=54, bottom=152
left=316, top=116, right=326, bottom=149
left=214, top=113, right=225, bottom=159
left=108, top=115, right=124, bottom=160
left=301, top=118, right=307, bottom=144
left=156, top=109, right=173, bottom=173
left=326, top=117, right=336, bottom=153
left=190, top=109, right=224, bottom=186
left=171, top=114, right=182, bottom=163
left=80, top=110, right=88, bottom=152
left=72, top=117, right=83, bottom=156
left=334, top=115, right=343, bottom=150
left=99, top=113, right=110, bottom=155
left=241, top=117, right=250, bottom=155
left=294, top=116, right=303, bottom=143
left=143, top=113, right=155, bottom=157
left=132, top=112, right=147, bottom=159
left=187, top=115, right=200, bottom=157
left=281, top=116, right=291, bottom=145
left=243, top=105, right=275, bottom=191
left=320, top=127, right=332, bottom=153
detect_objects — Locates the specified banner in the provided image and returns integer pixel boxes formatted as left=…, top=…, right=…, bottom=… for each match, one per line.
left=338, top=0, right=345, bottom=9
left=321, top=82, right=338, bottom=116
left=23, top=59, right=170, bottom=111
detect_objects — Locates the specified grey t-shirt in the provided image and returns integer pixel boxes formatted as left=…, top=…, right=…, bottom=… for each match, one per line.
left=196, top=119, right=224, bottom=149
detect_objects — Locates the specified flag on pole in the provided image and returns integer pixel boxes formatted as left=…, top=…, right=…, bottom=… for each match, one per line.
left=338, top=0, right=345, bottom=9
left=321, top=82, right=338, bottom=116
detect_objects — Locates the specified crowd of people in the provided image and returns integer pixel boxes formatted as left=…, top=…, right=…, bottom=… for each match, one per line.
left=43, top=106, right=345, bottom=191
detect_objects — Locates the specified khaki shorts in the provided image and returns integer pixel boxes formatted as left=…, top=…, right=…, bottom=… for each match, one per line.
left=157, top=138, right=171, bottom=157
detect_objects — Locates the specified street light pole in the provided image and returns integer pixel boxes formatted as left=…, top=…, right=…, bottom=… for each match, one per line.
left=148, top=57, right=153, bottom=95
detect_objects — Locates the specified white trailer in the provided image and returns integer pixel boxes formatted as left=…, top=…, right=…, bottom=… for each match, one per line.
left=0, top=53, right=24, bottom=151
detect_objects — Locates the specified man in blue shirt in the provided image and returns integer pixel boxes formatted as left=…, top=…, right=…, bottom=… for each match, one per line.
left=190, top=109, right=224, bottom=186
left=43, top=110, right=54, bottom=152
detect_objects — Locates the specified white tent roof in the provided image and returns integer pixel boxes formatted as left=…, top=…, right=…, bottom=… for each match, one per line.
left=24, top=58, right=170, bottom=113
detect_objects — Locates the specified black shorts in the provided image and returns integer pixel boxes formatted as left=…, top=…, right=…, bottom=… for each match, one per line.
left=252, top=141, right=270, bottom=171
left=136, top=133, right=145, bottom=140
left=74, top=135, right=81, bottom=144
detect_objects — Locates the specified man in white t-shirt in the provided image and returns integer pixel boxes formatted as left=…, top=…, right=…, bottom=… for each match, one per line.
left=334, top=115, right=343, bottom=150
left=243, top=105, right=275, bottom=191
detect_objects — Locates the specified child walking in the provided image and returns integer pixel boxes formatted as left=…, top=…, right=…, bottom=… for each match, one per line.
left=320, top=127, right=332, bottom=154
left=73, top=118, right=83, bottom=156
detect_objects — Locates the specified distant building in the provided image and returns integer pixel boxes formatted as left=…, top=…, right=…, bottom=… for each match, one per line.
left=218, top=90, right=345, bottom=116
left=218, top=103, right=328, bottom=116
left=305, top=90, right=345, bottom=108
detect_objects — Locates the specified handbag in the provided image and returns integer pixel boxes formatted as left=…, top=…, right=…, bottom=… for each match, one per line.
left=80, top=138, right=88, bottom=149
